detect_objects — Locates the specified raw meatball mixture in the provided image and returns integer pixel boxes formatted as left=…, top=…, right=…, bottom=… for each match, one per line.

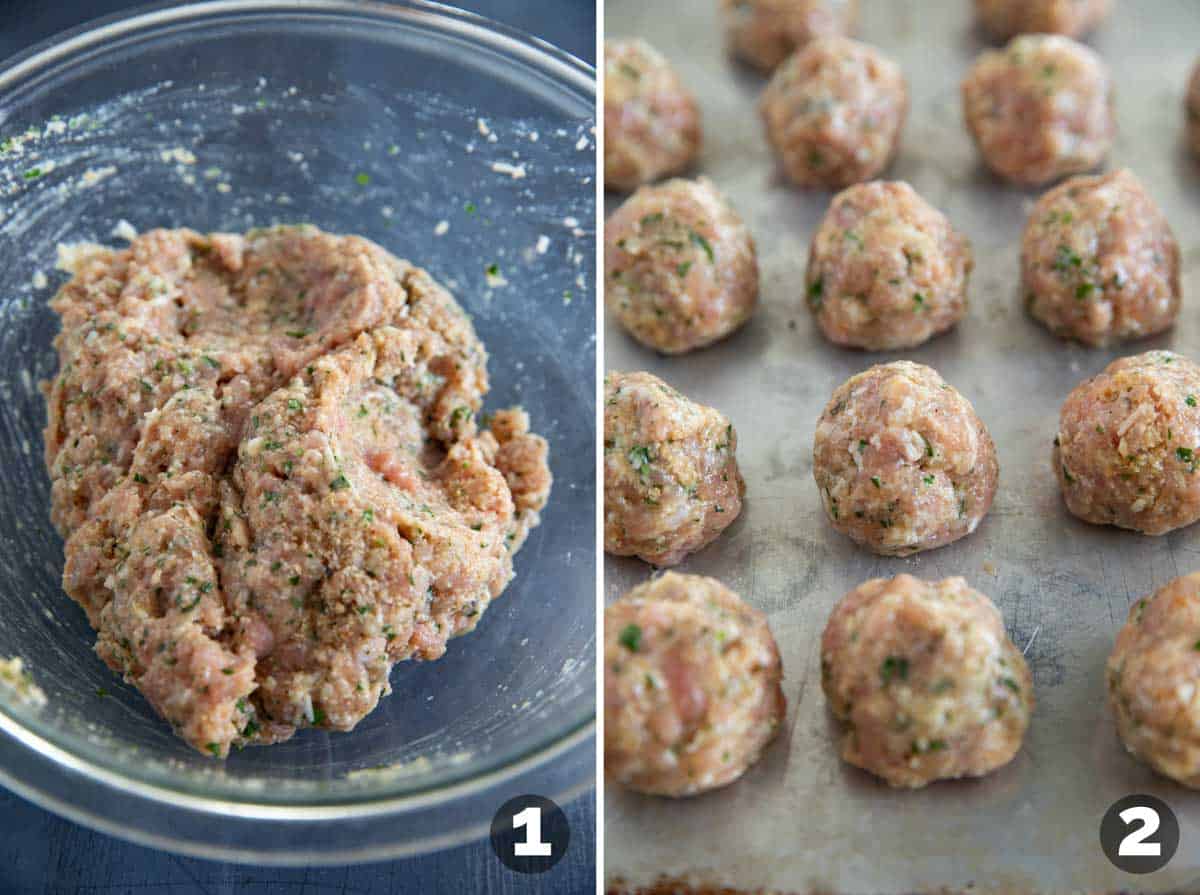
left=604, top=371, right=744, bottom=566
left=760, top=36, right=907, bottom=188
left=1054, top=351, right=1200, bottom=535
left=1108, top=572, right=1200, bottom=788
left=1021, top=169, right=1179, bottom=347
left=721, top=0, right=859, bottom=72
left=962, top=34, right=1114, bottom=186
left=606, top=177, right=759, bottom=354
left=605, top=572, right=784, bottom=796
left=975, top=0, right=1110, bottom=40
left=605, top=39, right=702, bottom=192
left=805, top=181, right=972, bottom=350
left=44, top=225, right=551, bottom=756
left=813, top=362, right=998, bottom=556
left=821, top=574, right=1033, bottom=788
left=1186, top=60, right=1200, bottom=157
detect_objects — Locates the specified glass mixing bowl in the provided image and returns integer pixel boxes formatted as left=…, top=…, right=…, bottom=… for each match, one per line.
left=0, top=0, right=595, bottom=864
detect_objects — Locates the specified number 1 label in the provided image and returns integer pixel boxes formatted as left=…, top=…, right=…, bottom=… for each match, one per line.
left=512, top=805, right=553, bottom=857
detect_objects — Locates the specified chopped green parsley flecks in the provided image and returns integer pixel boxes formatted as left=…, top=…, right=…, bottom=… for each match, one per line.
left=355, top=172, right=370, bottom=186
left=677, top=260, right=693, bottom=278
left=23, top=167, right=41, bottom=180
left=880, top=655, right=908, bottom=684
left=330, top=473, right=351, bottom=491
left=1001, top=676, right=1021, bottom=693
left=287, top=398, right=303, bottom=413
left=912, top=292, right=926, bottom=309
left=923, top=474, right=935, bottom=485
left=870, top=476, right=882, bottom=489
left=1188, top=395, right=1197, bottom=408
left=1074, top=282, right=1095, bottom=300
left=689, top=230, right=715, bottom=263
left=627, top=445, right=652, bottom=477
left=618, top=623, right=642, bottom=652
left=464, top=201, right=477, bottom=214
left=911, top=739, right=947, bottom=756
left=807, top=276, right=824, bottom=310
left=1052, top=244, right=1083, bottom=274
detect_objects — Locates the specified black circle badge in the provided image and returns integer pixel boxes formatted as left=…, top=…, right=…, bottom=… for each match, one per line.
left=490, top=794, right=570, bottom=874
left=1100, top=794, right=1180, bottom=874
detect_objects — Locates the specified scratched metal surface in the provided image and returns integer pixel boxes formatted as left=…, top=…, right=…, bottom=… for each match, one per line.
left=604, top=1, right=1200, bottom=892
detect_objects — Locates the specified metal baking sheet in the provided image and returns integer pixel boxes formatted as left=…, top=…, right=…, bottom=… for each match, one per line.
left=604, top=1, right=1200, bottom=891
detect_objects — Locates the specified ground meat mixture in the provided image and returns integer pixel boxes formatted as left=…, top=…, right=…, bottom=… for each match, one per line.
left=805, top=181, right=972, bottom=350
left=605, top=572, right=784, bottom=796
left=1054, top=351, right=1200, bottom=536
left=1108, top=572, right=1200, bottom=789
left=605, top=39, right=702, bottom=192
left=44, top=225, right=551, bottom=756
left=975, top=0, right=1110, bottom=40
left=813, top=362, right=998, bottom=556
left=721, top=0, right=859, bottom=73
left=962, top=34, right=1114, bottom=186
left=604, top=371, right=744, bottom=566
left=760, top=36, right=907, bottom=188
left=606, top=177, right=759, bottom=355
left=1185, top=60, right=1200, bottom=157
left=821, top=574, right=1033, bottom=788
left=1021, top=169, right=1179, bottom=347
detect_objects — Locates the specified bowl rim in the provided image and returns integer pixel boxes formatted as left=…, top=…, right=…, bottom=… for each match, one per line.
left=0, top=0, right=596, bottom=828
left=0, top=0, right=595, bottom=99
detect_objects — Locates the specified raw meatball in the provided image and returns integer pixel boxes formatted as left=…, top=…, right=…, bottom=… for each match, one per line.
left=721, top=0, right=859, bottom=72
left=805, top=181, right=972, bottom=350
left=975, top=0, right=1110, bottom=40
left=760, top=37, right=907, bottom=188
left=605, top=371, right=745, bottom=566
left=605, top=572, right=785, bottom=796
left=1021, top=169, right=1180, bottom=347
left=606, top=178, right=759, bottom=354
left=1186, top=60, right=1200, bottom=157
left=962, top=34, right=1114, bottom=186
left=1054, top=351, right=1200, bottom=535
left=821, top=574, right=1033, bottom=788
left=813, top=362, right=998, bottom=556
left=605, top=39, right=702, bottom=192
left=1108, top=572, right=1200, bottom=788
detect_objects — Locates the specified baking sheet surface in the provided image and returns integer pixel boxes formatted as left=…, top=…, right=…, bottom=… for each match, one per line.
left=604, top=1, right=1200, bottom=891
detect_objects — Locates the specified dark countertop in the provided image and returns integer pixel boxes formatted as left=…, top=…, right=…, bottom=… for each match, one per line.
left=0, top=2, right=596, bottom=893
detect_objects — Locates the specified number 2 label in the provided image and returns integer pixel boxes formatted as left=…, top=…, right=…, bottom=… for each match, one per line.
left=1100, top=794, right=1178, bottom=873
left=1118, top=806, right=1161, bottom=857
